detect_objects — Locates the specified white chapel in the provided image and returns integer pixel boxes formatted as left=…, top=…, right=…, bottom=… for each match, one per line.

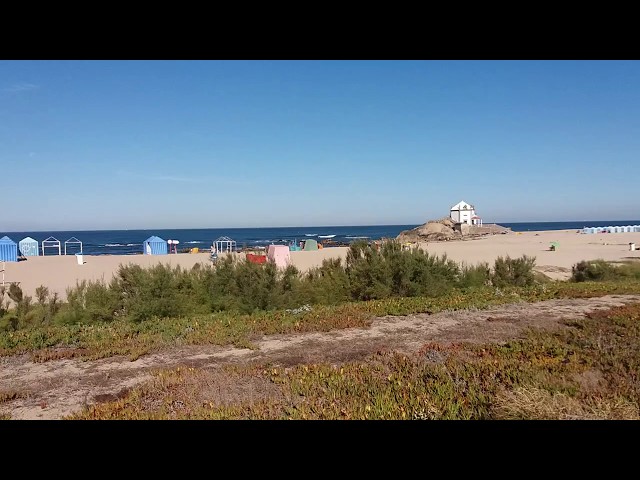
left=450, top=200, right=482, bottom=226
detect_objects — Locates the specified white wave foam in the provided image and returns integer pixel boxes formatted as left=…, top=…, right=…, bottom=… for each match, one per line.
left=104, top=243, right=126, bottom=247
left=318, top=235, right=336, bottom=238
left=304, top=234, right=317, bottom=237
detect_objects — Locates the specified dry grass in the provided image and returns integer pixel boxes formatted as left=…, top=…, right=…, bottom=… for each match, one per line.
left=0, top=391, right=28, bottom=403
left=494, top=386, right=640, bottom=420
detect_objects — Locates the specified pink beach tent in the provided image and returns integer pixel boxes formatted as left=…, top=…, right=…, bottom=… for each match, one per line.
left=267, top=244, right=291, bottom=268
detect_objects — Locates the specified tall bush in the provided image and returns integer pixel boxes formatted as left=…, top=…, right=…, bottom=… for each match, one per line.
left=491, top=255, right=536, bottom=288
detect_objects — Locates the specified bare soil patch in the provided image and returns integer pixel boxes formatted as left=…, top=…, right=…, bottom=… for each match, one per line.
left=2, top=294, right=639, bottom=420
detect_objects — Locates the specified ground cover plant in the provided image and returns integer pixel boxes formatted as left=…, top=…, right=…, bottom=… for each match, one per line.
left=69, top=302, right=640, bottom=420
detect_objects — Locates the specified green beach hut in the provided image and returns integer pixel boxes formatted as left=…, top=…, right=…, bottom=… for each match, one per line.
left=303, top=239, right=318, bottom=251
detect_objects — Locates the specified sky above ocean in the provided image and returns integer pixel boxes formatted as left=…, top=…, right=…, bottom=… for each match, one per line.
left=1, top=60, right=639, bottom=231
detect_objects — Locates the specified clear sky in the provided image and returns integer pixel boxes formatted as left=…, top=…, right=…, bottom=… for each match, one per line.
left=1, top=60, right=638, bottom=230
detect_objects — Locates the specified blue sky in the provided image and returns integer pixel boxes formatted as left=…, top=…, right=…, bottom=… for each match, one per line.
left=1, top=60, right=639, bottom=230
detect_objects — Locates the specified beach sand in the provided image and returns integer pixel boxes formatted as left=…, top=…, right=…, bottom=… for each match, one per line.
left=2, top=230, right=639, bottom=300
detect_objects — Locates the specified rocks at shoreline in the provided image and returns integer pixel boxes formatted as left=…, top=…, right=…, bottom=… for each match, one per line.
left=396, top=217, right=512, bottom=243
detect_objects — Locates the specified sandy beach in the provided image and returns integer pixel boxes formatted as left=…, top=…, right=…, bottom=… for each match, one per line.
left=2, top=230, right=639, bottom=300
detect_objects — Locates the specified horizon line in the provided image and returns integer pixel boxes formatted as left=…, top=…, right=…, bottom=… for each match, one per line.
left=4, top=219, right=640, bottom=234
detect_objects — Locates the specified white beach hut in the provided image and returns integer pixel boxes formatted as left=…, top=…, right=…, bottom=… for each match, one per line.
left=214, top=236, right=236, bottom=253
left=42, top=236, right=61, bottom=256
left=19, top=237, right=39, bottom=256
left=64, top=237, right=83, bottom=255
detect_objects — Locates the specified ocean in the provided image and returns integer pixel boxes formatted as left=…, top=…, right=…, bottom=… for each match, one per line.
left=3, top=221, right=640, bottom=256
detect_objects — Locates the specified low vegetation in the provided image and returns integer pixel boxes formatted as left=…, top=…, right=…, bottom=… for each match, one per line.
left=69, top=303, right=640, bottom=420
left=1, top=241, right=538, bottom=331
left=571, top=259, right=640, bottom=282
left=2, top=242, right=639, bottom=420
left=0, top=241, right=639, bottom=362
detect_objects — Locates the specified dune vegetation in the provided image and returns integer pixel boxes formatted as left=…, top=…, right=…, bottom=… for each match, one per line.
left=2, top=241, right=640, bottom=420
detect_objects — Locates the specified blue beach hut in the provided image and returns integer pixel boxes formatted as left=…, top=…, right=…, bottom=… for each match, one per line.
left=19, top=237, right=39, bottom=256
left=143, top=236, right=168, bottom=255
left=0, top=236, right=18, bottom=262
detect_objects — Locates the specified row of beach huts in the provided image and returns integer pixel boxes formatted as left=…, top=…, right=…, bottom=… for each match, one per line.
left=582, top=225, right=640, bottom=234
left=0, top=235, right=198, bottom=262
left=0, top=236, right=84, bottom=262
left=0, top=234, right=322, bottom=263
left=0, top=234, right=187, bottom=262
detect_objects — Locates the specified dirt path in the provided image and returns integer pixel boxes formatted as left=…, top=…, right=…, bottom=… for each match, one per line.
left=2, top=294, right=639, bottom=420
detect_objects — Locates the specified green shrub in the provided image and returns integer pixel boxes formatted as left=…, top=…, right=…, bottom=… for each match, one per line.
left=56, top=280, right=119, bottom=325
left=459, top=262, right=491, bottom=288
left=303, top=258, right=350, bottom=305
left=0, top=245, right=579, bottom=333
left=491, top=255, right=536, bottom=288
left=402, top=249, right=460, bottom=297
left=35, top=286, right=49, bottom=306
left=346, top=241, right=392, bottom=300
left=232, top=259, right=281, bottom=313
left=572, top=259, right=640, bottom=282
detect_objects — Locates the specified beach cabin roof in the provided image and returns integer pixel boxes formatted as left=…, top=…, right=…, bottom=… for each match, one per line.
left=0, top=236, right=18, bottom=262
left=450, top=200, right=474, bottom=211
left=145, top=235, right=166, bottom=243
left=215, top=236, right=235, bottom=242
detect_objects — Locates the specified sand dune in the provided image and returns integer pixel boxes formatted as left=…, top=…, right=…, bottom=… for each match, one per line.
left=2, top=230, right=639, bottom=300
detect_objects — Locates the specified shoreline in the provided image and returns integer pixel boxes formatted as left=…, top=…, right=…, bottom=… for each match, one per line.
left=2, top=230, right=639, bottom=300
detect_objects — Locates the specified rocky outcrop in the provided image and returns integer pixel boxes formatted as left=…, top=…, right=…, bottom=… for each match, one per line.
left=396, top=218, right=512, bottom=243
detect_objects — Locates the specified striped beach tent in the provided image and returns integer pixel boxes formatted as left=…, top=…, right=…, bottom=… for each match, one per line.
left=143, top=236, right=168, bottom=255
left=0, top=236, right=18, bottom=262
left=19, top=237, right=39, bottom=256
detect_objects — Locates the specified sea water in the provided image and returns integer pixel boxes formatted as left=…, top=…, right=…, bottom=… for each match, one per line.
left=3, top=221, right=639, bottom=256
